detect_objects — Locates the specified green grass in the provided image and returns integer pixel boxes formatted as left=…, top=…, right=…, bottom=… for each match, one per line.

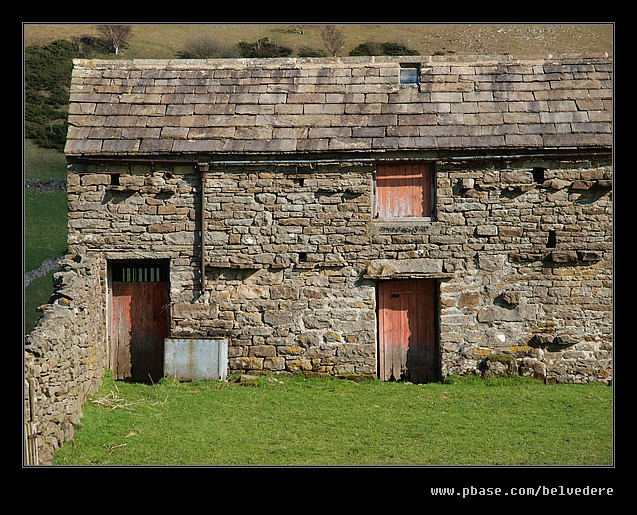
left=24, top=139, right=68, bottom=271
left=53, top=373, right=613, bottom=466
left=24, top=139, right=67, bottom=181
left=24, top=139, right=68, bottom=333
left=24, top=187, right=67, bottom=271
left=24, top=273, right=55, bottom=334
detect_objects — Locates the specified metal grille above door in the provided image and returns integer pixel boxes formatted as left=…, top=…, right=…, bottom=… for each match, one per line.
left=111, top=261, right=169, bottom=282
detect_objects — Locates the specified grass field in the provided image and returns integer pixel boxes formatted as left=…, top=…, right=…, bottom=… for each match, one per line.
left=52, top=372, right=613, bottom=466
left=24, top=187, right=67, bottom=271
left=24, top=23, right=613, bottom=59
left=23, top=139, right=68, bottom=333
left=23, top=139, right=68, bottom=272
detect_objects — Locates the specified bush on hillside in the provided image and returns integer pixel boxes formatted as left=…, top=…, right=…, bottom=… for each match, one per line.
left=298, top=46, right=328, bottom=57
left=179, top=38, right=240, bottom=58
left=349, top=41, right=419, bottom=56
left=238, top=37, right=292, bottom=58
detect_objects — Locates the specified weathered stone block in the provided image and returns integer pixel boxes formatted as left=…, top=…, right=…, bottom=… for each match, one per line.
left=148, top=224, right=174, bottom=233
left=249, top=345, right=276, bottom=357
left=477, top=254, right=506, bottom=271
left=458, top=178, right=475, bottom=190
left=230, top=357, right=264, bottom=371
left=499, top=226, right=523, bottom=237
left=458, top=292, right=480, bottom=309
left=81, top=174, right=111, bottom=186
left=477, top=306, right=522, bottom=323
left=476, top=225, right=498, bottom=236
left=271, top=284, right=300, bottom=300
left=172, top=302, right=219, bottom=320
left=501, top=170, right=534, bottom=184
left=548, top=250, right=579, bottom=263
left=164, top=232, right=195, bottom=245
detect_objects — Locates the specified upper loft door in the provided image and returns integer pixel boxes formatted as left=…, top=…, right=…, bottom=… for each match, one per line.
left=375, top=162, right=434, bottom=220
left=378, top=279, right=438, bottom=383
left=110, top=260, right=169, bottom=383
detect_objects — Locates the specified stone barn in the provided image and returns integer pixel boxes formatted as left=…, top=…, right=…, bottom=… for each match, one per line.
left=64, top=54, right=612, bottom=384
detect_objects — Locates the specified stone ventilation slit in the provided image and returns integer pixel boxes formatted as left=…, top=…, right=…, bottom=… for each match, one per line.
left=298, top=252, right=308, bottom=262
left=547, top=230, right=557, bottom=248
left=110, top=173, right=120, bottom=186
left=532, top=167, right=546, bottom=184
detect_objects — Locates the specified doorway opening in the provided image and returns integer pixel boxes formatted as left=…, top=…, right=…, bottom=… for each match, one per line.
left=377, top=279, right=439, bottom=383
left=109, top=259, right=170, bottom=383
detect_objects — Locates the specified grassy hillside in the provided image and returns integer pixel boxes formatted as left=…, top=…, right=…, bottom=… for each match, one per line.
left=24, top=138, right=67, bottom=182
left=24, top=140, right=68, bottom=333
left=24, top=23, right=613, bottom=58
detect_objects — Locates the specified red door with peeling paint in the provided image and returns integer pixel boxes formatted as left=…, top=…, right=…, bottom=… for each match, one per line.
left=375, top=163, right=433, bottom=219
left=378, top=279, right=438, bottom=383
left=111, top=262, right=169, bottom=382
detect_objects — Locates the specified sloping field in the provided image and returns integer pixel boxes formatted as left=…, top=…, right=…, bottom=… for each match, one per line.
left=23, top=23, right=612, bottom=58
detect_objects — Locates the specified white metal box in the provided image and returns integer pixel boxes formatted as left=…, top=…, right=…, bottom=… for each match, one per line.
left=164, top=338, right=228, bottom=381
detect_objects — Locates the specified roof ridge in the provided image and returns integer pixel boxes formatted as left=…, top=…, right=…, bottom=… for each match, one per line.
left=72, top=53, right=612, bottom=69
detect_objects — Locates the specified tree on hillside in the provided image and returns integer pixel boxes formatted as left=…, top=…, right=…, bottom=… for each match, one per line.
left=96, top=25, right=132, bottom=55
left=24, top=40, right=75, bottom=150
left=321, top=25, right=345, bottom=57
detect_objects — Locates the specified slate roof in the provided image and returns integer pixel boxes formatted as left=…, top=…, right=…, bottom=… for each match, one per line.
left=64, top=54, right=612, bottom=159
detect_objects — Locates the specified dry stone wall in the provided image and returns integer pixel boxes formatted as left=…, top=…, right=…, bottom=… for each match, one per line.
left=66, top=153, right=612, bottom=384
left=24, top=254, right=107, bottom=464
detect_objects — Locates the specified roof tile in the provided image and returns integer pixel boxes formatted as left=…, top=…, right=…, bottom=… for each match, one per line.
left=65, top=55, right=613, bottom=157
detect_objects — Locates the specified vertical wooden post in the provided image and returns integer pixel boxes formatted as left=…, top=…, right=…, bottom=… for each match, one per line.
left=25, top=378, right=39, bottom=465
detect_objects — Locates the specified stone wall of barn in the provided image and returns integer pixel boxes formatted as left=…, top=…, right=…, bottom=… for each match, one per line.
left=432, top=157, right=612, bottom=383
left=194, top=163, right=378, bottom=377
left=65, top=153, right=612, bottom=384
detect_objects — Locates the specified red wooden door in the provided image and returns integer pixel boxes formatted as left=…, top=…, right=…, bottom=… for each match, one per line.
left=378, top=279, right=437, bottom=383
left=376, top=163, right=433, bottom=219
left=112, top=270, right=169, bottom=383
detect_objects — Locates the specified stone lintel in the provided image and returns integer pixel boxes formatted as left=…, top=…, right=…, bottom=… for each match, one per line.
left=364, top=258, right=445, bottom=279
